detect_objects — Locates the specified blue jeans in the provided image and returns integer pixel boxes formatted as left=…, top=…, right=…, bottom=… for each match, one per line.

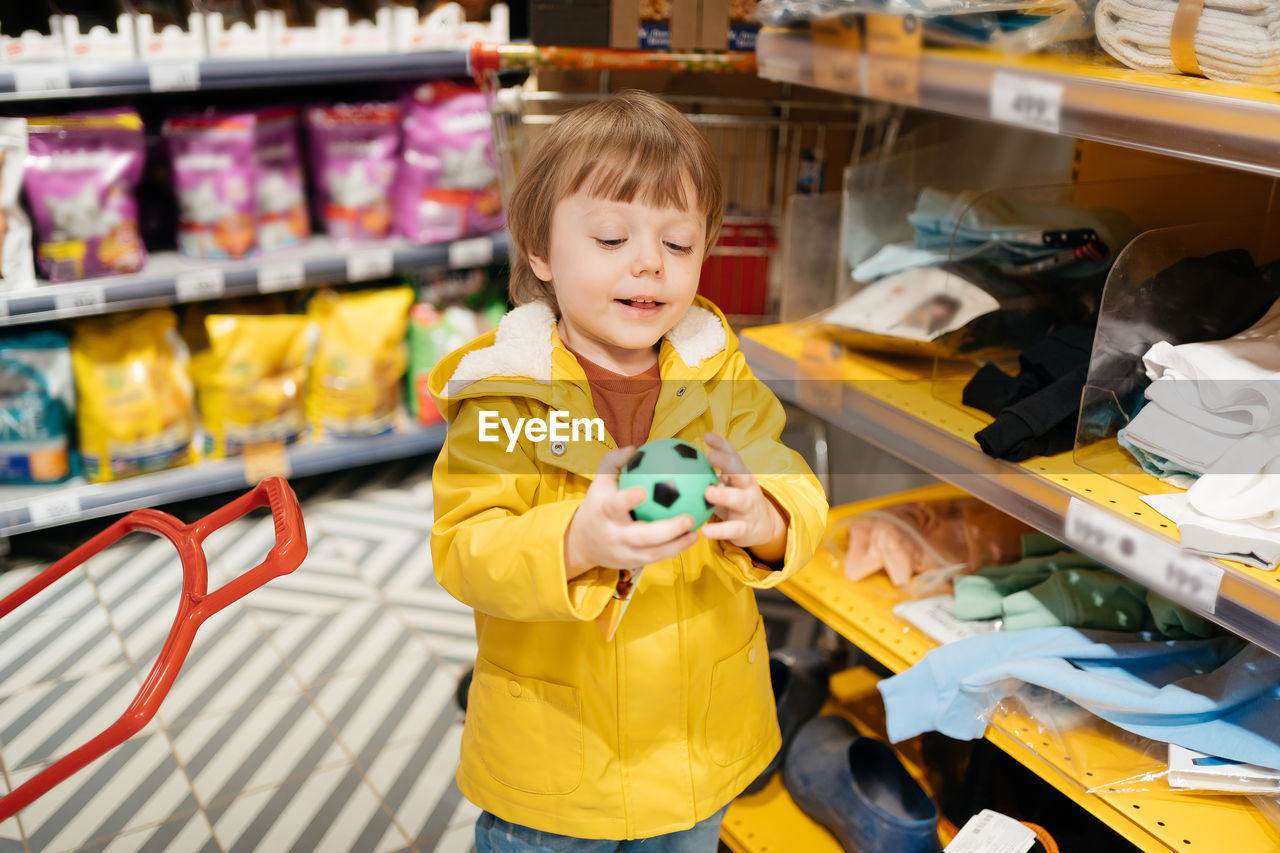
left=474, top=805, right=729, bottom=852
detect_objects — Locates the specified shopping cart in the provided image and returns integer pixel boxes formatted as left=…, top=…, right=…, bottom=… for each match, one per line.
left=470, top=42, right=898, bottom=324
left=0, top=476, right=307, bottom=821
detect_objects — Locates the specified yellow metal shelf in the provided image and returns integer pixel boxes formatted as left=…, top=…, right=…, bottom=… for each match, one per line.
left=762, top=484, right=1280, bottom=853
left=741, top=322, right=1280, bottom=658
left=755, top=27, right=1280, bottom=178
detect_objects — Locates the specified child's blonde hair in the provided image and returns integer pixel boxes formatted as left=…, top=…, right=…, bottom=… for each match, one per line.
left=506, top=89, right=724, bottom=309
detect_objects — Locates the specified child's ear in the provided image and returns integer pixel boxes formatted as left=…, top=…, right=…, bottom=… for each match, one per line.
left=528, top=252, right=553, bottom=282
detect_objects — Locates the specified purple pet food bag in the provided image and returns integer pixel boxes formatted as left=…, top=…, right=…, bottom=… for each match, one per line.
left=254, top=107, right=310, bottom=253
left=305, top=102, right=400, bottom=244
left=163, top=112, right=258, bottom=260
left=395, top=81, right=504, bottom=245
left=24, top=110, right=147, bottom=282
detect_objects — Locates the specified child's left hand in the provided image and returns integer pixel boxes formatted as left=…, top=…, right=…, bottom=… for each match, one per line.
left=700, top=432, right=788, bottom=559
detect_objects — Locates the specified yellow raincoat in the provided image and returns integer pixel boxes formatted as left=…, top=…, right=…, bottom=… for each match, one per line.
left=428, top=296, right=828, bottom=840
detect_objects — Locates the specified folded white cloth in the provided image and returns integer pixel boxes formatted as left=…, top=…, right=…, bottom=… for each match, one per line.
left=1143, top=491, right=1280, bottom=569
left=1124, top=396, right=1244, bottom=473
left=1096, top=0, right=1280, bottom=89
left=1184, top=433, right=1280, bottom=529
left=1141, top=297, right=1280, bottom=434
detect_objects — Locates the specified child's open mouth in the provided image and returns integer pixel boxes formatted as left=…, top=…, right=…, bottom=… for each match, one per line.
left=616, top=298, right=664, bottom=312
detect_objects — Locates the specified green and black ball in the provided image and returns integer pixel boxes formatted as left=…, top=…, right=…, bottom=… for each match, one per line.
left=619, top=438, right=719, bottom=529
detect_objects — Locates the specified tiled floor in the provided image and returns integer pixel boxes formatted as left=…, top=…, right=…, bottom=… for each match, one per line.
left=0, top=459, right=480, bottom=853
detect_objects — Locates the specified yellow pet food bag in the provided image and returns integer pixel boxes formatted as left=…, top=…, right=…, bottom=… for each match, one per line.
left=190, top=314, right=315, bottom=458
left=307, top=286, right=414, bottom=438
left=70, top=308, right=196, bottom=483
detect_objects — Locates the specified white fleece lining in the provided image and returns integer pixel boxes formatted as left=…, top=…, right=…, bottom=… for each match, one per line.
left=449, top=301, right=727, bottom=390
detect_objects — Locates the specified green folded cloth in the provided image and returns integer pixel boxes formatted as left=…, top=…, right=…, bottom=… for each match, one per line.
left=1001, top=569, right=1155, bottom=633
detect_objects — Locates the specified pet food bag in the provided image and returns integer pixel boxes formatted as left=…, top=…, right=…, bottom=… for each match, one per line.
left=307, top=286, right=414, bottom=438
left=406, top=301, right=480, bottom=425
left=25, top=110, right=147, bottom=282
left=163, top=112, right=258, bottom=260
left=395, top=81, right=504, bottom=244
left=0, top=331, right=75, bottom=483
left=305, top=102, right=400, bottom=243
left=0, top=120, right=36, bottom=290
left=70, top=308, right=197, bottom=483
left=254, top=107, right=310, bottom=253
left=190, top=313, right=315, bottom=458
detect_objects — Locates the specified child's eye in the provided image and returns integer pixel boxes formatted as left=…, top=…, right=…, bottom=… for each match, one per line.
left=665, top=242, right=694, bottom=254
left=595, top=238, right=625, bottom=248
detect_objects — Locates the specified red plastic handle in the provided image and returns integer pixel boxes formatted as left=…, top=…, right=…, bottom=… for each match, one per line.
left=0, top=477, right=307, bottom=821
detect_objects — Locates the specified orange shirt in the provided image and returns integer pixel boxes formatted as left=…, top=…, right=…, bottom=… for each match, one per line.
left=567, top=346, right=662, bottom=449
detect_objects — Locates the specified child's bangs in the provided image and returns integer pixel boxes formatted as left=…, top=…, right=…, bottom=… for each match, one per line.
left=566, top=136, right=702, bottom=214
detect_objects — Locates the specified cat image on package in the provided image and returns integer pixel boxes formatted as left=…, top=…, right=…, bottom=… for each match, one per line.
left=164, top=112, right=258, bottom=260
left=0, top=119, right=37, bottom=289
left=254, top=108, right=310, bottom=252
left=24, top=111, right=147, bottom=282
left=306, top=103, right=400, bottom=243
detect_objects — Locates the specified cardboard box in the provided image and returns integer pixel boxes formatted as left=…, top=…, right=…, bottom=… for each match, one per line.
left=205, top=8, right=272, bottom=58
left=268, top=6, right=331, bottom=56
left=0, top=16, right=67, bottom=63
left=530, top=0, right=732, bottom=50
left=58, top=12, right=138, bottom=62
left=324, top=4, right=394, bottom=54
left=530, top=0, right=610, bottom=47
left=133, top=9, right=207, bottom=60
left=390, top=1, right=509, bottom=52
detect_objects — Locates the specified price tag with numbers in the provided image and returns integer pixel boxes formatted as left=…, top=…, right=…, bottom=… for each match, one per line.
left=14, top=64, right=71, bottom=94
left=28, top=492, right=84, bottom=527
left=175, top=268, right=225, bottom=302
left=863, top=13, right=922, bottom=104
left=54, top=285, right=106, bottom=314
left=243, top=441, right=292, bottom=484
left=148, top=60, right=201, bottom=92
left=346, top=248, right=394, bottom=282
left=448, top=237, right=494, bottom=269
left=257, top=261, right=306, bottom=293
left=991, top=72, right=1064, bottom=134
left=1065, top=498, right=1223, bottom=614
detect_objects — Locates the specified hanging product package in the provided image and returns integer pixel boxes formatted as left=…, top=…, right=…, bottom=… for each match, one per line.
left=0, top=331, right=75, bottom=483
left=254, top=107, right=310, bottom=253
left=190, top=313, right=315, bottom=458
left=0, top=119, right=35, bottom=290
left=822, top=496, right=1032, bottom=591
left=24, top=110, right=147, bottom=282
left=306, top=102, right=401, bottom=243
left=163, top=112, right=258, bottom=260
left=307, top=286, right=415, bottom=438
left=70, top=308, right=197, bottom=483
left=406, top=301, right=481, bottom=425
left=395, top=81, right=504, bottom=244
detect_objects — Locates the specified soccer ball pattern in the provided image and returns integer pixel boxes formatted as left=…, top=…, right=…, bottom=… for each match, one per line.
left=618, top=438, right=719, bottom=529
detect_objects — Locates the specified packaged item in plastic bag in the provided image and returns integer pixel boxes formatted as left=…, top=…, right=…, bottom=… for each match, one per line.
left=254, top=107, right=310, bottom=253
left=406, top=301, right=480, bottom=425
left=395, top=81, right=503, bottom=244
left=307, top=286, right=414, bottom=438
left=190, top=313, right=315, bottom=458
left=823, top=495, right=1031, bottom=590
left=70, top=308, right=197, bottom=482
left=25, top=110, right=147, bottom=281
left=164, top=111, right=258, bottom=260
left=0, top=119, right=35, bottom=290
left=0, top=331, right=74, bottom=483
left=306, top=102, right=400, bottom=243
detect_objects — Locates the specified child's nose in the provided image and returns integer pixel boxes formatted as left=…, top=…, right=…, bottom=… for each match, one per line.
left=631, top=239, right=664, bottom=278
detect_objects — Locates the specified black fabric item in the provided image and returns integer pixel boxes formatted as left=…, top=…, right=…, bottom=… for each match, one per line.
left=967, top=326, right=1093, bottom=462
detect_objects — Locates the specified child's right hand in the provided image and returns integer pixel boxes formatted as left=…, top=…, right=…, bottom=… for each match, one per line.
left=564, top=446, right=700, bottom=580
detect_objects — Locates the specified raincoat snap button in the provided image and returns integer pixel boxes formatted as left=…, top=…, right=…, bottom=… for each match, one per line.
left=748, top=648, right=758, bottom=664
left=508, top=680, right=521, bottom=697
left=551, top=441, right=566, bottom=456
left=676, top=387, right=686, bottom=396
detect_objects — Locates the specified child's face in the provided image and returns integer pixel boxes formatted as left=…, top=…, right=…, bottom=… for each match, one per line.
left=529, top=185, right=706, bottom=372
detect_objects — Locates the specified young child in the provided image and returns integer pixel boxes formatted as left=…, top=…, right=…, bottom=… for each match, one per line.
left=429, top=90, right=828, bottom=851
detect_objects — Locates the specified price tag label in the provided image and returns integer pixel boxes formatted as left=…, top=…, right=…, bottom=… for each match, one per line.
left=0, top=298, right=9, bottom=319
left=1065, top=498, right=1223, bottom=614
left=28, top=492, right=83, bottom=527
left=346, top=248, right=394, bottom=282
left=175, top=268, right=225, bottom=302
left=243, top=441, right=292, bottom=484
left=54, top=285, right=106, bottom=314
left=991, top=72, right=1064, bottom=134
left=14, top=64, right=70, bottom=94
left=448, top=237, right=494, bottom=269
left=257, top=261, right=306, bottom=293
left=148, top=60, right=201, bottom=92
left=796, top=336, right=845, bottom=421
left=811, top=15, right=862, bottom=93
left=945, top=809, right=1036, bottom=853
left=863, top=13, right=922, bottom=104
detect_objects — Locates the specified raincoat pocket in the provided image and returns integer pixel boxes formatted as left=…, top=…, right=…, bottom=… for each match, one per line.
left=705, top=616, right=774, bottom=766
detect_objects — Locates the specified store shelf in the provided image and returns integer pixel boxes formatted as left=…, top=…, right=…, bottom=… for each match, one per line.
left=0, top=50, right=469, bottom=102
left=755, top=27, right=1280, bottom=179
left=0, top=232, right=507, bottom=327
left=0, top=422, right=445, bottom=538
left=741, top=322, right=1280, bottom=658
left=767, top=484, right=1280, bottom=853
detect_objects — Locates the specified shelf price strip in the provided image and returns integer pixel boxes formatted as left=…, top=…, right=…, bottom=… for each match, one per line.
left=175, top=268, right=226, bottom=302
left=1065, top=497, right=1223, bottom=614
left=27, top=492, right=84, bottom=527
left=148, top=61, right=201, bottom=93
left=13, top=65, right=70, bottom=94
left=990, top=71, right=1065, bottom=135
